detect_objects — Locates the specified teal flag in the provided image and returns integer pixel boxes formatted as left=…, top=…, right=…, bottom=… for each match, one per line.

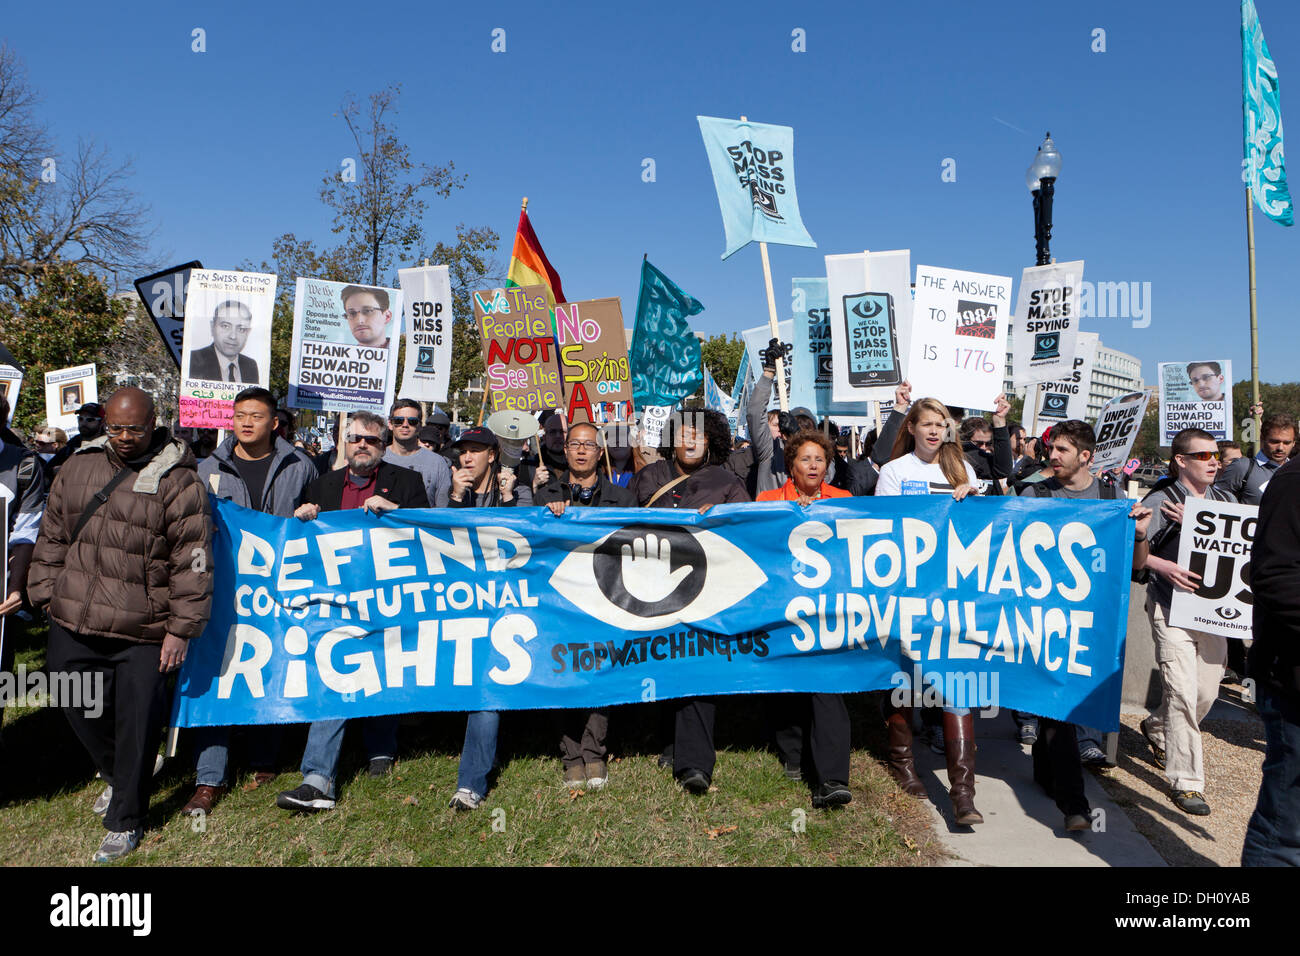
left=697, top=116, right=817, bottom=259
left=1243, top=0, right=1293, bottom=226
left=631, top=259, right=705, bottom=408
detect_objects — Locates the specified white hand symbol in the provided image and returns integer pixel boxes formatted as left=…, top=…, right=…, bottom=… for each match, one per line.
left=620, top=533, right=693, bottom=603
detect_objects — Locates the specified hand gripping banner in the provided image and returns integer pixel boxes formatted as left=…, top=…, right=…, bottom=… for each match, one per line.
left=174, top=497, right=1135, bottom=731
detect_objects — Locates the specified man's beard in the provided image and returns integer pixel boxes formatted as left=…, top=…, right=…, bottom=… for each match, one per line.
left=348, top=455, right=380, bottom=476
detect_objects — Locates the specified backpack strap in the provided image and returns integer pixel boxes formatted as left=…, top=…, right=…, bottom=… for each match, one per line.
left=646, top=472, right=690, bottom=507
left=69, top=467, right=135, bottom=545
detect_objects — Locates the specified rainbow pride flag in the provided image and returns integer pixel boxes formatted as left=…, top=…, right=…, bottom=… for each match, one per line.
left=506, top=206, right=566, bottom=307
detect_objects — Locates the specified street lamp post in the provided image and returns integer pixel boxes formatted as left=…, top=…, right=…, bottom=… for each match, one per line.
left=1026, top=133, right=1063, bottom=265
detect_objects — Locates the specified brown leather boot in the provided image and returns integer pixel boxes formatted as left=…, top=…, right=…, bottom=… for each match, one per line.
left=883, top=704, right=926, bottom=797
left=182, top=784, right=226, bottom=817
left=943, top=712, right=983, bottom=825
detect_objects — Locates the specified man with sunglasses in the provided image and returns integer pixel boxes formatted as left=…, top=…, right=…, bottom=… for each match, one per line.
left=276, top=411, right=428, bottom=813
left=383, top=398, right=449, bottom=508
left=30, top=387, right=212, bottom=861
left=1138, top=428, right=1234, bottom=816
left=48, top=403, right=105, bottom=476
left=534, top=420, right=636, bottom=790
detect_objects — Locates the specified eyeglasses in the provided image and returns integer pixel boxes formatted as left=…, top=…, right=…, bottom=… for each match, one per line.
left=389, top=415, right=421, bottom=425
left=214, top=321, right=251, bottom=335
left=566, top=440, right=600, bottom=451
left=105, top=423, right=149, bottom=436
left=972, top=440, right=993, bottom=450
left=346, top=434, right=384, bottom=446
left=345, top=307, right=384, bottom=320
left=1190, top=374, right=1218, bottom=385
left=1180, top=450, right=1220, bottom=461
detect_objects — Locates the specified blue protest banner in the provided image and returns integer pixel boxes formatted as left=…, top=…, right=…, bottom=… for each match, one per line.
left=697, top=116, right=817, bottom=259
left=174, top=496, right=1134, bottom=731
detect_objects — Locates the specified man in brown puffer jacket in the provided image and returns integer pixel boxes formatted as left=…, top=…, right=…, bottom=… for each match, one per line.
left=29, top=387, right=212, bottom=863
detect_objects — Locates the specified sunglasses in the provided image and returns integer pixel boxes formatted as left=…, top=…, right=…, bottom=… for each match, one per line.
left=346, top=434, right=384, bottom=446
left=105, top=423, right=149, bottom=436
left=389, top=415, right=421, bottom=425
left=1180, top=450, right=1220, bottom=461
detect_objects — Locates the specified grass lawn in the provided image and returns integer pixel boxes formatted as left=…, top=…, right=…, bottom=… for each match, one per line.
left=1, top=619, right=945, bottom=867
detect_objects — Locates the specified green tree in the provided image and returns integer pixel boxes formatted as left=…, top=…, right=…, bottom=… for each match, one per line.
left=698, top=333, right=747, bottom=393
left=0, top=261, right=126, bottom=431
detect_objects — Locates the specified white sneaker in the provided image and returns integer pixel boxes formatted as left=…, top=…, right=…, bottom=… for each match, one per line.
left=92, top=785, right=113, bottom=816
left=92, top=829, right=140, bottom=863
left=448, top=788, right=483, bottom=811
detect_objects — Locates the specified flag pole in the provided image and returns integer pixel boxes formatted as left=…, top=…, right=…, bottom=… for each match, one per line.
left=1246, top=186, right=1262, bottom=453
left=741, top=116, right=790, bottom=413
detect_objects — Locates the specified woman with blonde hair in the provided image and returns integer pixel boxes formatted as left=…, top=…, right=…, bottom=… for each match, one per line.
left=875, top=394, right=984, bottom=825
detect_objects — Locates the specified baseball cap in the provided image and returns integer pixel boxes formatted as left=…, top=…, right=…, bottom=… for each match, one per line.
left=427, top=409, right=451, bottom=426
left=450, top=426, right=498, bottom=451
left=790, top=406, right=815, bottom=422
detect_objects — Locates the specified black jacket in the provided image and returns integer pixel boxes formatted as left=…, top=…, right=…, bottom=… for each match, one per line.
left=830, top=453, right=877, bottom=496
left=1248, top=456, right=1300, bottom=695
left=631, top=459, right=751, bottom=509
left=535, top=471, right=636, bottom=508
left=303, top=461, right=429, bottom=512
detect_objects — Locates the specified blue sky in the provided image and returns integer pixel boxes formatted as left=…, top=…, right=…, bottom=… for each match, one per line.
left=5, top=0, right=1297, bottom=385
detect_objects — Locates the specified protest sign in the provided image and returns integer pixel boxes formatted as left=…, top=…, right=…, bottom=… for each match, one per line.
left=474, top=284, right=562, bottom=415
left=907, top=265, right=1012, bottom=411
left=1091, top=390, right=1151, bottom=472
left=134, top=260, right=202, bottom=368
left=173, top=496, right=1134, bottom=732
left=1159, top=360, right=1232, bottom=443
left=1011, top=260, right=1085, bottom=384
left=44, top=364, right=96, bottom=433
left=741, top=320, right=793, bottom=412
left=1025, top=332, right=1097, bottom=436
left=697, top=115, right=816, bottom=259
left=180, top=269, right=277, bottom=428
left=1170, top=499, right=1256, bottom=639
left=639, top=404, right=673, bottom=447
left=827, top=250, right=913, bottom=405
left=287, top=277, right=400, bottom=416
left=397, top=265, right=453, bottom=404
left=556, top=297, right=632, bottom=424
left=631, top=260, right=705, bottom=410
left=791, top=277, right=878, bottom=425
left=0, top=363, right=21, bottom=425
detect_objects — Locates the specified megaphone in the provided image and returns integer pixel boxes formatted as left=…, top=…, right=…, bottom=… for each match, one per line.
left=486, top=410, right=540, bottom=467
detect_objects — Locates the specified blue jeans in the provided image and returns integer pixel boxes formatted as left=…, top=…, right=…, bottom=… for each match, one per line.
left=193, top=725, right=283, bottom=787
left=1242, top=685, right=1300, bottom=866
left=299, top=716, right=398, bottom=799
left=456, top=711, right=499, bottom=798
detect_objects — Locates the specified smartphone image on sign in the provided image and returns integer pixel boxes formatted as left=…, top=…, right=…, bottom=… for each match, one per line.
left=816, top=352, right=833, bottom=383
left=843, top=292, right=901, bottom=387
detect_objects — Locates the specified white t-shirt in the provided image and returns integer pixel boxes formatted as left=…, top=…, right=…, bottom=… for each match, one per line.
left=876, top=452, right=978, bottom=497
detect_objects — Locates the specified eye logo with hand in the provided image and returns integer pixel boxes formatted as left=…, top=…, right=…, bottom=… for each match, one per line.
left=1215, top=606, right=1242, bottom=621
left=850, top=296, right=883, bottom=320
left=551, top=524, right=767, bottom=629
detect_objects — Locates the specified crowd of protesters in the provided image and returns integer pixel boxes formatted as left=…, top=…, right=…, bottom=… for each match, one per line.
left=0, top=338, right=1296, bottom=866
